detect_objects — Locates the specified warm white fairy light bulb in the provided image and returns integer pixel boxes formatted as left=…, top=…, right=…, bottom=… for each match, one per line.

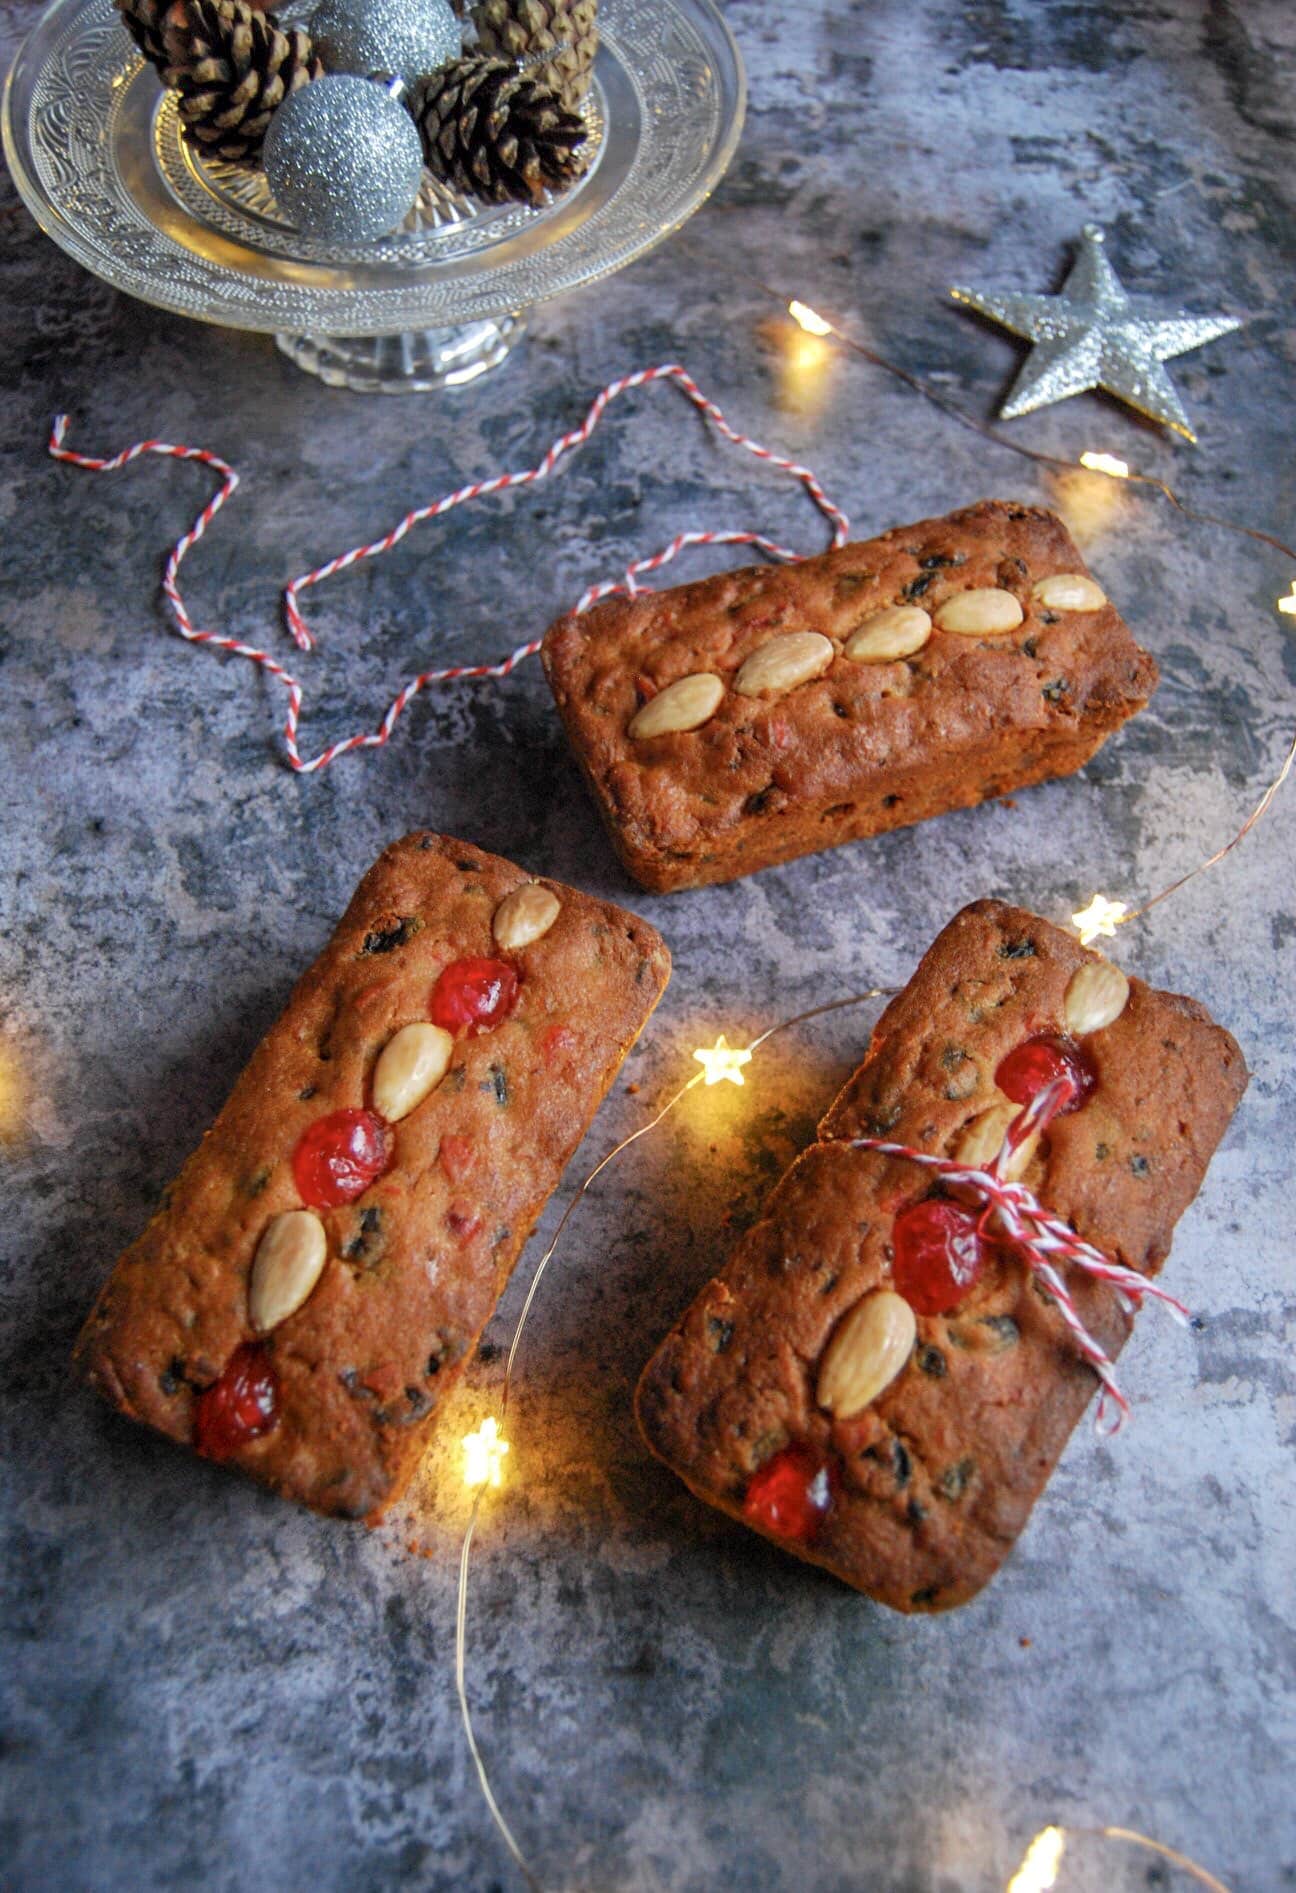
left=463, top=1416, right=509, bottom=1488
left=692, top=1035, right=754, bottom=1087
left=1079, top=450, right=1131, bottom=479
left=1072, top=893, right=1130, bottom=945
left=1007, top=1826, right=1066, bottom=1893
left=789, top=300, right=834, bottom=337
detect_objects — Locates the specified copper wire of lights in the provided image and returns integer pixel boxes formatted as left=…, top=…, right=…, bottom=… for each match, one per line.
left=454, top=990, right=898, bottom=1889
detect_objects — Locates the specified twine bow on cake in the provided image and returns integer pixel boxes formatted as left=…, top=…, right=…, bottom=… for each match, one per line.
left=850, top=1077, right=1192, bottom=1432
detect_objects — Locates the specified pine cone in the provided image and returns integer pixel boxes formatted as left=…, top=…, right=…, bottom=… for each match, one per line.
left=117, top=0, right=323, bottom=164
left=414, top=55, right=588, bottom=207
left=116, top=0, right=174, bottom=69
left=470, top=0, right=597, bottom=113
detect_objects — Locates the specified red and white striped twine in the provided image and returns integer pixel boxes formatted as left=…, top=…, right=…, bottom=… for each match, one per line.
left=47, top=414, right=315, bottom=715
left=48, top=364, right=850, bottom=775
left=850, top=1078, right=1192, bottom=1432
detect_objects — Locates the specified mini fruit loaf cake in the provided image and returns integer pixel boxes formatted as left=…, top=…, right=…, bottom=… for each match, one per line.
left=542, top=501, right=1157, bottom=892
left=636, top=900, right=1245, bottom=1609
left=76, top=832, right=670, bottom=1520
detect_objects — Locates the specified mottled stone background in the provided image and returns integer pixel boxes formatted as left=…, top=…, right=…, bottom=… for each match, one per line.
left=2, top=0, right=1294, bottom=1888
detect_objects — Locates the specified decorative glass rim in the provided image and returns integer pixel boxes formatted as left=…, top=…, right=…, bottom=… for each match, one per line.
left=2, top=0, right=745, bottom=335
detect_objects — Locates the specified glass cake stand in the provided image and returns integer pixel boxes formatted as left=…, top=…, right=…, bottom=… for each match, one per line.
left=2, top=0, right=744, bottom=390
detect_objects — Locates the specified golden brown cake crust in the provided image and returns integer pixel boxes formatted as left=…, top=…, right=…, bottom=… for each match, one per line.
left=75, top=832, right=670, bottom=1521
left=636, top=900, right=1246, bottom=1610
left=542, top=501, right=1158, bottom=891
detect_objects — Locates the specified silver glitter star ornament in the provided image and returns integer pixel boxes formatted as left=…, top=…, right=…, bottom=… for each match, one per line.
left=951, top=225, right=1241, bottom=442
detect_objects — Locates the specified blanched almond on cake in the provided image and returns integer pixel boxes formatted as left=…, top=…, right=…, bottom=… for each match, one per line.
left=250, top=1211, right=328, bottom=1333
left=492, top=883, right=561, bottom=951
left=934, top=588, right=1024, bottom=636
left=372, top=1023, right=454, bottom=1121
left=1064, top=959, right=1130, bottom=1035
left=1032, top=573, right=1107, bottom=613
left=733, top=631, right=834, bottom=698
left=843, top=606, right=932, bottom=664
left=628, top=673, right=725, bottom=739
left=816, top=1289, right=916, bottom=1418
left=954, top=1101, right=1039, bottom=1180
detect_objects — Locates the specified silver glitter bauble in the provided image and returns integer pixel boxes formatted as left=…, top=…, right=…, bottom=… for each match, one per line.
left=263, top=75, right=425, bottom=243
left=951, top=225, right=1241, bottom=444
left=308, top=0, right=461, bottom=84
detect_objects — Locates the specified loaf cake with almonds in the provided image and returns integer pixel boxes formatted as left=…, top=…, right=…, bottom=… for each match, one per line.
left=636, top=900, right=1246, bottom=1609
left=75, top=831, right=670, bottom=1520
left=542, top=501, right=1157, bottom=891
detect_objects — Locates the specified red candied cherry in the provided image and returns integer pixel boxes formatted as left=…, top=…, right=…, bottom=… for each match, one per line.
left=194, top=1343, right=279, bottom=1461
left=293, top=1108, right=393, bottom=1208
left=995, top=1033, right=1096, bottom=1116
left=892, top=1199, right=988, bottom=1316
left=430, top=958, right=520, bottom=1037
left=742, top=1442, right=835, bottom=1544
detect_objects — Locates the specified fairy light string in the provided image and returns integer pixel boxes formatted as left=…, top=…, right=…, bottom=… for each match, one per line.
left=49, top=300, right=1286, bottom=1893
left=453, top=1047, right=718, bottom=1893
left=455, top=986, right=1230, bottom=1886
left=452, top=989, right=897, bottom=1889
left=783, top=295, right=1296, bottom=570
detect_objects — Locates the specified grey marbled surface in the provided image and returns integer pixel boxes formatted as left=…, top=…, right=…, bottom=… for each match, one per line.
left=2, top=1, right=1294, bottom=1888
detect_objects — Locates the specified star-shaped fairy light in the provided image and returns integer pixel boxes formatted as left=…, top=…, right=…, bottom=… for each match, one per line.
left=692, top=1034, right=753, bottom=1087
left=951, top=225, right=1241, bottom=442
left=1278, top=581, right=1296, bottom=618
left=463, top=1416, right=509, bottom=1489
left=1007, top=1828, right=1066, bottom=1893
left=1072, top=893, right=1130, bottom=946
